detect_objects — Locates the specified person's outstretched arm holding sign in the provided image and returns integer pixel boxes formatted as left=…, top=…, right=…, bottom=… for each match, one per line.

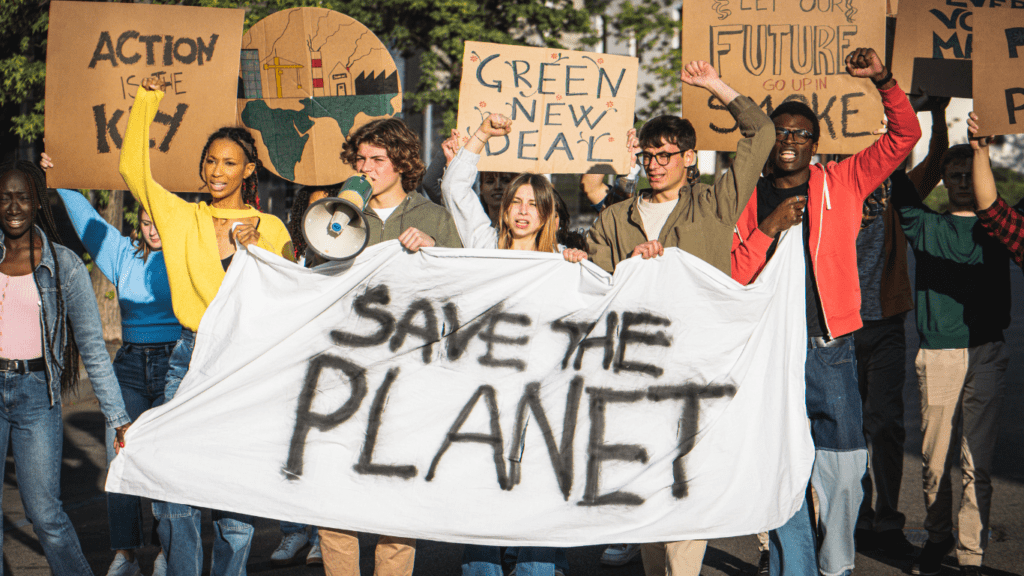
left=586, top=60, right=774, bottom=276
left=969, top=112, right=1024, bottom=267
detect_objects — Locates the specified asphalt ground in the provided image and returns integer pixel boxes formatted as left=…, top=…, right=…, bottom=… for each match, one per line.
left=3, top=262, right=1023, bottom=576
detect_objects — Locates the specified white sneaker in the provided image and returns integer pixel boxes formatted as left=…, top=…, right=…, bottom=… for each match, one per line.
left=306, top=540, right=323, bottom=565
left=152, top=551, right=167, bottom=576
left=600, top=544, right=641, bottom=566
left=106, top=554, right=142, bottom=576
left=271, top=532, right=310, bottom=566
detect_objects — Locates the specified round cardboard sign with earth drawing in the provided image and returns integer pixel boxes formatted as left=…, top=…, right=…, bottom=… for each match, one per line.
left=237, top=8, right=402, bottom=186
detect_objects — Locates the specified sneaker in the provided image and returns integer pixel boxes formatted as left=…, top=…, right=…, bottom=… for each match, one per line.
left=600, top=544, right=642, bottom=566
left=271, top=532, right=310, bottom=566
left=756, top=550, right=769, bottom=575
left=306, top=540, right=323, bottom=565
left=106, top=554, right=142, bottom=576
left=152, top=550, right=166, bottom=576
left=911, top=536, right=956, bottom=576
left=960, top=566, right=983, bottom=576
left=875, top=528, right=915, bottom=558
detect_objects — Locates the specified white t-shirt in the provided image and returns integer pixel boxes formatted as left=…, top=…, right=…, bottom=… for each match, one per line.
left=637, top=196, right=679, bottom=241
left=374, top=206, right=398, bottom=222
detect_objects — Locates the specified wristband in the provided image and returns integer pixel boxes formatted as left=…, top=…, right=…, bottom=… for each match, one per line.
left=872, top=70, right=893, bottom=88
left=472, top=133, right=486, bottom=144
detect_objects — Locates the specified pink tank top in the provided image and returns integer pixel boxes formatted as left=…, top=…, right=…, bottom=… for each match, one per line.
left=0, top=272, right=42, bottom=360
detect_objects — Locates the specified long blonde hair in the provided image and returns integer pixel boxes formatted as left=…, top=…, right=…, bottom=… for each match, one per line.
left=497, top=173, right=558, bottom=253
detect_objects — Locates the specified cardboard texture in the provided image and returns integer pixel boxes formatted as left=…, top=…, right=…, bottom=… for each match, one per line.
left=456, top=42, right=638, bottom=175
left=44, top=1, right=244, bottom=192
left=891, top=0, right=1020, bottom=94
left=972, top=8, right=1024, bottom=136
left=681, top=0, right=887, bottom=154
left=237, top=8, right=402, bottom=186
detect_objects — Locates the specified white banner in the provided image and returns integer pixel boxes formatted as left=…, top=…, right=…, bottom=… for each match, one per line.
left=107, top=227, right=813, bottom=546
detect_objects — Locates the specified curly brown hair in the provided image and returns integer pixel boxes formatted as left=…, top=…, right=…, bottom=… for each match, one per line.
left=341, top=118, right=425, bottom=192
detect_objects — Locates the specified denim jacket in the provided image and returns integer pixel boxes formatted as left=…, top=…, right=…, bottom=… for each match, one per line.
left=0, top=226, right=130, bottom=428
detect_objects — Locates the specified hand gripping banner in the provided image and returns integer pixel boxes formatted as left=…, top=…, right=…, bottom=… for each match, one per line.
left=107, top=227, right=813, bottom=546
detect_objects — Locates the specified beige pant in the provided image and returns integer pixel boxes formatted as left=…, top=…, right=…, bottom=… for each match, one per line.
left=916, top=343, right=1008, bottom=566
left=641, top=540, right=707, bottom=576
left=319, top=528, right=416, bottom=576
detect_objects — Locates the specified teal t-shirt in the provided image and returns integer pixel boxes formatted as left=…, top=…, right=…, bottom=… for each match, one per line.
left=891, top=172, right=1010, bottom=349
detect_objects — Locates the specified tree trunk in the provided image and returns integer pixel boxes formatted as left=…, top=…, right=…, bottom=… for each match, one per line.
left=90, top=190, right=123, bottom=343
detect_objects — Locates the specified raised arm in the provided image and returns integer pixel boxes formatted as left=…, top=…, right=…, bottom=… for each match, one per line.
left=56, top=188, right=133, bottom=283
left=969, top=112, right=998, bottom=211
left=440, top=115, right=510, bottom=249
left=40, top=153, right=134, bottom=283
left=118, top=78, right=193, bottom=233
left=580, top=128, right=641, bottom=211
left=833, top=48, right=923, bottom=200
left=907, top=96, right=950, bottom=198
left=969, top=113, right=1024, bottom=266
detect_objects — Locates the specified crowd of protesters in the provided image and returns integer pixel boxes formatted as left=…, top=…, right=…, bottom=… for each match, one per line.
left=1, top=41, right=1020, bottom=576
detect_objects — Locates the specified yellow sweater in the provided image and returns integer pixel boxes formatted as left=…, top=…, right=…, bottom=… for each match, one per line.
left=119, top=89, right=295, bottom=332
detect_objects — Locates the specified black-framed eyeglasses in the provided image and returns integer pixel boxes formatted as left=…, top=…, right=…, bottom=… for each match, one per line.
left=775, top=128, right=814, bottom=144
left=636, top=150, right=684, bottom=167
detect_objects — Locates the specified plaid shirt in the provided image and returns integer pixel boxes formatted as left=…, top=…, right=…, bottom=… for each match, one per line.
left=976, top=196, right=1024, bottom=267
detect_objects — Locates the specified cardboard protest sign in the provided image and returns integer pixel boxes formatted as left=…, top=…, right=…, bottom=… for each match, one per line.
left=971, top=9, right=1024, bottom=135
left=237, top=8, right=403, bottom=186
left=45, top=1, right=243, bottom=192
left=109, top=229, right=813, bottom=544
left=891, top=0, right=1022, bottom=96
left=456, top=42, right=638, bottom=175
left=681, top=0, right=887, bottom=154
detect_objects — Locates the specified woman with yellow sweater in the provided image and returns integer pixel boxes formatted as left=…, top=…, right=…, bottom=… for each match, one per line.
left=119, top=76, right=294, bottom=576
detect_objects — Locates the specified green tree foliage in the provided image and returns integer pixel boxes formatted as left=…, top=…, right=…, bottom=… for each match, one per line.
left=603, top=0, right=680, bottom=118
left=1, top=0, right=48, bottom=142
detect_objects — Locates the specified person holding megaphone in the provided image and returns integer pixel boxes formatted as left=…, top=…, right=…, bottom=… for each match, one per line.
left=317, top=116, right=463, bottom=576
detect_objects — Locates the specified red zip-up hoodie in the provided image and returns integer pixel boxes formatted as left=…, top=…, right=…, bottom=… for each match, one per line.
left=730, top=84, right=921, bottom=338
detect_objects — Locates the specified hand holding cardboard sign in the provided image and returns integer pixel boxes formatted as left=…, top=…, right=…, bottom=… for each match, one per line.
left=844, top=48, right=893, bottom=89
left=627, top=128, right=641, bottom=171
left=40, top=152, right=54, bottom=172
left=442, top=130, right=463, bottom=167
left=968, top=112, right=992, bottom=150
left=681, top=61, right=739, bottom=106
left=140, top=76, right=171, bottom=93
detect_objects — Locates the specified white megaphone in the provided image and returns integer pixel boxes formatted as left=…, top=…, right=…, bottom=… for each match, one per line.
left=301, top=174, right=373, bottom=261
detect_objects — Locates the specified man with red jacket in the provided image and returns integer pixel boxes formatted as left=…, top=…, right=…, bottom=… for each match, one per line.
left=730, top=47, right=921, bottom=576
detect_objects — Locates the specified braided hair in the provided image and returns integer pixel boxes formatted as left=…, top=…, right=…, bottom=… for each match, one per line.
left=198, top=127, right=263, bottom=210
left=0, top=161, right=80, bottom=396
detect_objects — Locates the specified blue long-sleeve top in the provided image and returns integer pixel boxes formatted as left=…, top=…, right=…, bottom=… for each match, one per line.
left=57, top=189, right=181, bottom=344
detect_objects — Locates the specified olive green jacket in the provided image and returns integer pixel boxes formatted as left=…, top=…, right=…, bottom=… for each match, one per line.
left=364, top=191, right=464, bottom=248
left=587, top=95, right=774, bottom=275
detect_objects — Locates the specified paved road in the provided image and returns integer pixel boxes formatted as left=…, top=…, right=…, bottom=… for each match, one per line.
left=4, top=265, right=1022, bottom=576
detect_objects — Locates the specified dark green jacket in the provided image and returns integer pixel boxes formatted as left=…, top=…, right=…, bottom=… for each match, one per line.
left=364, top=191, right=464, bottom=248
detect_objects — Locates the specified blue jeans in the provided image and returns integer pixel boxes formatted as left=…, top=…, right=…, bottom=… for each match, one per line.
left=105, top=342, right=173, bottom=550
left=462, top=545, right=567, bottom=576
left=153, top=330, right=255, bottom=576
left=0, top=370, right=93, bottom=576
left=770, top=336, right=867, bottom=576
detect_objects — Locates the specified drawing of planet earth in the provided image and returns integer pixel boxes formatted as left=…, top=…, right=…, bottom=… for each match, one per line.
left=237, top=8, right=402, bottom=185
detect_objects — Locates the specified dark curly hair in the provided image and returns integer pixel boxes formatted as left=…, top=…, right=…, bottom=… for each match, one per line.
left=341, top=118, right=425, bottom=192
left=287, top=184, right=341, bottom=259
left=198, top=126, right=263, bottom=209
left=0, top=161, right=80, bottom=396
